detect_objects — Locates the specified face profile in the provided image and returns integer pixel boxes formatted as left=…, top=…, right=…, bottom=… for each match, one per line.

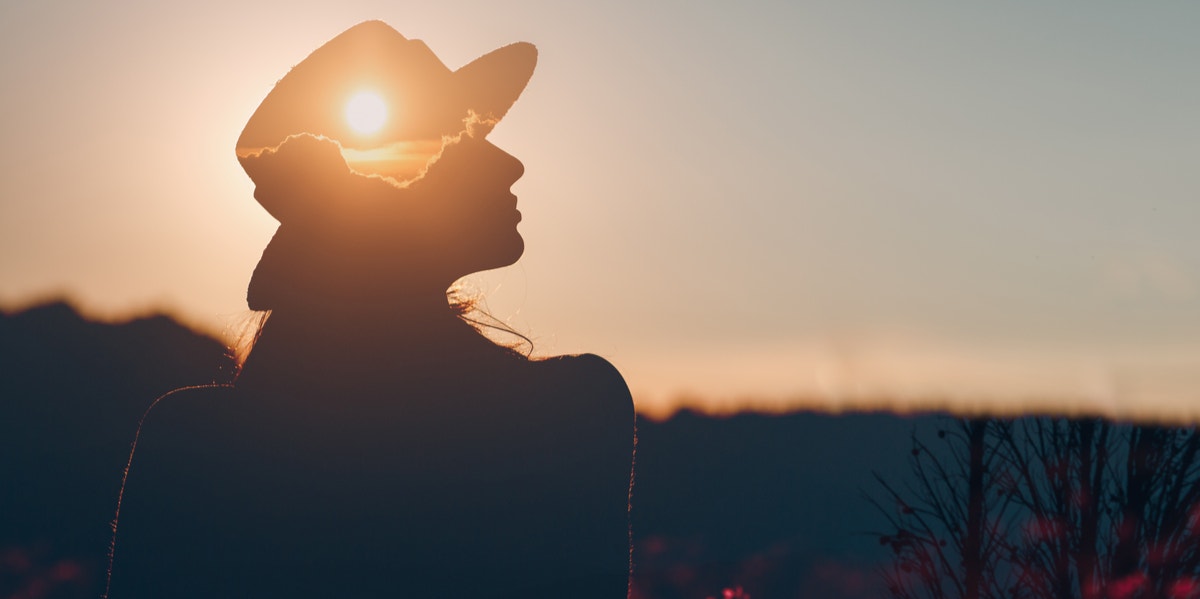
left=231, top=21, right=538, bottom=310
left=406, top=135, right=527, bottom=279
left=235, top=128, right=526, bottom=310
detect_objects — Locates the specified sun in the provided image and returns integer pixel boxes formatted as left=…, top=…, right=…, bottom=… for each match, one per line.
left=345, top=91, right=387, bottom=135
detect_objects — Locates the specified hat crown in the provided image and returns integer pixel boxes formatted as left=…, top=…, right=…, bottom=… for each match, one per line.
left=237, top=22, right=460, bottom=155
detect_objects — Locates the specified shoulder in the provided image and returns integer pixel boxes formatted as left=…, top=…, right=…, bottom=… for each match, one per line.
left=124, top=384, right=243, bottom=481
left=534, top=353, right=629, bottom=394
left=136, top=385, right=239, bottom=442
left=532, top=353, right=634, bottom=424
left=536, top=352, right=625, bottom=382
left=142, top=384, right=238, bottom=417
left=110, top=385, right=241, bottom=593
left=115, top=384, right=251, bottom=545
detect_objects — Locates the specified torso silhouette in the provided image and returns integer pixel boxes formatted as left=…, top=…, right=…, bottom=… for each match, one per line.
left=109, top=308, right=634, bottom=598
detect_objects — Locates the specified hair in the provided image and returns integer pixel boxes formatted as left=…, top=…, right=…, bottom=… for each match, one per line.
left=227, top=310, right=270, bottom=380
left=229, top=283, right=533, bottom=381
left=448, top=283, right=535, bottom=358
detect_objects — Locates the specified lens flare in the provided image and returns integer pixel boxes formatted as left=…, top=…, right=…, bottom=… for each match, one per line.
left=345, top=91, right=387, bottom=135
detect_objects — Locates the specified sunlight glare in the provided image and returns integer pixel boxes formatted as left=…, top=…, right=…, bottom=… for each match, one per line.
left=345, top=91, right=387, bottom=135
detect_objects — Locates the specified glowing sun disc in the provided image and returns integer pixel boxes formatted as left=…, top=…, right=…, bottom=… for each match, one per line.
left=346, top=91, right=387, bottom=135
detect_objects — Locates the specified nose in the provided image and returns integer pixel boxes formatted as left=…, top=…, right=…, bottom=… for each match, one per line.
left=483, top=140, right=524, bottom=185
left=418, top=136, right=525, bottom=194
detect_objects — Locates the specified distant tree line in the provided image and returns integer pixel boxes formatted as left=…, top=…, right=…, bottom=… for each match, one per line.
left=872, top=417, right=1200, bottom=599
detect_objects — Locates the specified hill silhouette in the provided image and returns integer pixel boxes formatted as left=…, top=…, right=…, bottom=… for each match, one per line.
left=1, top=301, right=925, bottom=598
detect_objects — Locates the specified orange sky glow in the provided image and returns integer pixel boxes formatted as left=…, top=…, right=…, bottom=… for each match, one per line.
left=2, top=2, right=1198, bottom=421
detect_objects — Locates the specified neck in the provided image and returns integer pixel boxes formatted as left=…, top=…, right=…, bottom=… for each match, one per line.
left=238, top=290, right=490, bottom=391
left=268, top=289, right=462, bottom=335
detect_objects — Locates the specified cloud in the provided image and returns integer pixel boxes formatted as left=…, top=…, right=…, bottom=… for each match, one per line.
left=238, top=110, right=495, bottom=219
left=237, top=133, right=403, bottom=224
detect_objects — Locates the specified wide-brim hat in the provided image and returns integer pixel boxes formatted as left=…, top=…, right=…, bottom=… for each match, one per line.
left=237, top=20, right=536, bottom=222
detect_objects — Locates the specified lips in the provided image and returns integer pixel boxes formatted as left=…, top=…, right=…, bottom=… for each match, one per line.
left=470, top=192, right=519, bottom=226
left=507, top=193, right=521, bottom=223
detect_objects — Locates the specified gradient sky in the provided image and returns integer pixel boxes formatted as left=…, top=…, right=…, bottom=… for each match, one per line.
left=2, top=1, right=1197, bottom=419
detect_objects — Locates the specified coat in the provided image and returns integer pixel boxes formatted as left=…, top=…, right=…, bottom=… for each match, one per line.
left=107, top=323, right=635, bottom=599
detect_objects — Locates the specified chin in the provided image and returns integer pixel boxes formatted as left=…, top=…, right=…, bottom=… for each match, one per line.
left=491, top=234, right=525, bottom=269
left=460, top=233, right=524, bottom=276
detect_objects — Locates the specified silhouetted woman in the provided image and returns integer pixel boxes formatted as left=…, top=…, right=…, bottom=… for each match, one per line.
left=108, top=21, right=634, bottom=599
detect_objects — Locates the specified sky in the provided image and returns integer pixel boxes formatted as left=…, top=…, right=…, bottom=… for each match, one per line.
left=2, top=1, right=1197, bottom=420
